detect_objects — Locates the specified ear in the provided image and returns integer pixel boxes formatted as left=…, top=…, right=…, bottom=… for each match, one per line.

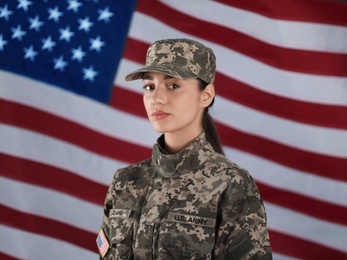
left=200, top=84, right=215, bottom=108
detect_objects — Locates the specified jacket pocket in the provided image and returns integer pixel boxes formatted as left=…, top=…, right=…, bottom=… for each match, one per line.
left=159, top=212, right=216, bottom=259
left=109, top=210, right=134, bottom=259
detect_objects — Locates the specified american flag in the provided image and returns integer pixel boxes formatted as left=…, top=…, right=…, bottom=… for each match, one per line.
left=96, top=228, right=109, bottom=258
left=1, top=0, right=347, bottom=259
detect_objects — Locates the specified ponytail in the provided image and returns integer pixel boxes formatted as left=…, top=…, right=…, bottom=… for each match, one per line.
left=198, top=79, right=224, bottom=155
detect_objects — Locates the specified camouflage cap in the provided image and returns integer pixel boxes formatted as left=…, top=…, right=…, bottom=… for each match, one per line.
left=125, top=38, right=216, bottom=84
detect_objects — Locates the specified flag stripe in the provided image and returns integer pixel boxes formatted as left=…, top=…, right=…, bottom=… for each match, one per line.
left=0, top=70, right=157, bottom=149
left=0, top=123, right=126, bottom=187
left=223, top=146, right=347, bottom=208
left=215, top=73, right=347, bottom=130
left=110, top=86, right=146, bottom=118
left=0, top=252, right=22, bottom=260
left=0, top=98, right=150, bottom=164
left=257, top=182, right=347, bottom=226
left=0, top=153, right=108, bottom=205
left=136, top=0, right=347, bottom=76
left=268, top=230, right=346, bottom=260
left=266, top=202, right=347, bottom=253
left=0, top=225, right=98, bottom=260
left=128, top=12, right=347, bottom=106
left=216, top=0, right=347, bottom=26
left=216, top=122, right=347, bottom=182
left=0, top=176, right=102, bottom=233
left=163, top=0, right=347, bottom=53
left=0, top=204, right=95, bottom=252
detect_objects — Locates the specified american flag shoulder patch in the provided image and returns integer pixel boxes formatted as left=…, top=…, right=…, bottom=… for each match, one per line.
left=96, top=228, right=110, bottom=258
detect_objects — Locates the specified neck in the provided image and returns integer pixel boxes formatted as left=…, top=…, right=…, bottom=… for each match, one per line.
left=164, top=127, right=203, bottom=154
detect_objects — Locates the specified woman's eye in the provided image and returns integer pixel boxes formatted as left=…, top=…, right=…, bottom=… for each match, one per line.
left=143, top=85, right=154, bottom=91
left=168, top=83, right=180, bottom=90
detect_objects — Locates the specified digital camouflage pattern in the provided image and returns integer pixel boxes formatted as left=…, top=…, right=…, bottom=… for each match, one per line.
left=125, top=38, right=216, bottom=84
left=98, top=132, right=272, bottom=259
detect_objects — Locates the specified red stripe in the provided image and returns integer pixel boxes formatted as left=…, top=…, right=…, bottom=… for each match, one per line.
left=0, top=98, right=151, bottom=164
left=110, top=85, right=347, bottom=182
left=269, top=230, right=347, bottom=259
left=0, top=252, right=26, bottom=260
left=216, top=122, right=347, bottom=182
left=215, top=73, right=347, bottom=130
left=123, top=38, right=347, bottom=130
left=110, top=87, right=146, bottom=118
left=0, top=204, right=96, bottom=252
left=217, top=0, right=347, bottom=26
left=111, top=86, right=146, bottom=118
left=123, top=38, right=149, bottom=65
left=257, top=182, right=347, bottom=226
left=136, top=0, right=347, bottom=76
left=0, top=153, right=107, bottom=206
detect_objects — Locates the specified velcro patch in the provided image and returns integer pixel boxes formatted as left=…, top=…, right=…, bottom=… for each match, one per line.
left=167, top=212, right=215, bottom=228
left=110, top=208, right=131, bottom=219
left=96, top=228, right=110, bottom=258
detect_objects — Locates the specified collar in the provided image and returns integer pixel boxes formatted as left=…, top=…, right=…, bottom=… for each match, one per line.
left=152, top=131, right=214, bottom=177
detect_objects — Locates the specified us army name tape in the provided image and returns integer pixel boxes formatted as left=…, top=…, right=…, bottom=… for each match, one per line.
left=167, top=212, right=215, bottom=228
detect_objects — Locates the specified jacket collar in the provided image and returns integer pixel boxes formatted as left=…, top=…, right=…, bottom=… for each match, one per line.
left=152, top=131, right=214, bottom=177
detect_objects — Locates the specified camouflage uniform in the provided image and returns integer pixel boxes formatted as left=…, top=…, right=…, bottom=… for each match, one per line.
left=98, top=132, right=272, bottom=259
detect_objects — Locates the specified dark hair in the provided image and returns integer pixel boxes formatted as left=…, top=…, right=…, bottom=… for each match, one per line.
left=198, top=79, right=224, bottom=155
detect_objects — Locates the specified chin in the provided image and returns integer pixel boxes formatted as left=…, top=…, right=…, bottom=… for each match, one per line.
left=152, top=127, right=166, bottom=134
left=151, top=124, right=171, bottom=134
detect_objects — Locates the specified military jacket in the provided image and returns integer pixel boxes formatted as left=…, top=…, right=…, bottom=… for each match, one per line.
left=98, top=132, right=272, bottom=259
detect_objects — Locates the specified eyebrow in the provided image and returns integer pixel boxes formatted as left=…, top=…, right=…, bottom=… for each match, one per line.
left=142, top=74, right=174, bottom=80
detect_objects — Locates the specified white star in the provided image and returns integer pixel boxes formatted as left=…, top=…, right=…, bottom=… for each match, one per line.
left=0, top=4, right=13, bottom=21
left=17, top=0, right=32, bottom=12
left=89, top=36, right=105, bottom=52
left=78, top=16, right=93, bottom=32
left=53, top=56, right=68, bottom=71
left=41, top=36, right=56, bottom=52
left=67, top=0, right=83, bottom=13
left=11, top=25, right=27, bottom=41
left=97, top=7, right=113, bottom=23
left=59, top=26, right=74, bottom=42
left=48, top=6, right=63, bottom=22
left=29, top=15, right=44, bottom=31
left=0, top=34, right=8, bottom=51
left=83, top=66, right=98, bottom=81
left=71, top=46, right=86, bottom=62
left=23, top=45, right=38, bottom=61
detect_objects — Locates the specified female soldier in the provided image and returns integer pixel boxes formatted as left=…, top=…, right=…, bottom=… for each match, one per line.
left=97, top=38, right=272, bottom=259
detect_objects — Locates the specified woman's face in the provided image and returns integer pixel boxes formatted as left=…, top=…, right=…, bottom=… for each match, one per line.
left=142, top=72, right=206, bottom=136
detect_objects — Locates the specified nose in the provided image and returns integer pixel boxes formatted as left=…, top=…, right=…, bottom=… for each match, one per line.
left=151, top=86, right=167, bottom=105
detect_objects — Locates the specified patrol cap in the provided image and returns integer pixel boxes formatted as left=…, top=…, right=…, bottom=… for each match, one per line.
left=125, top=38, right=216, bottom=84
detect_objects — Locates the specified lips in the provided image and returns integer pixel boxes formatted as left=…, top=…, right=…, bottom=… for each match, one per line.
left=151, top=110, right=170, bottom=120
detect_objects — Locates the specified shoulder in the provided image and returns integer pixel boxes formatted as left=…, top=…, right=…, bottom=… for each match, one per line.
left=205, top=152, right=251, bottom=179
left=112, top=158, right=153, bottom=183
left=204, top=152, right=259, bottom=197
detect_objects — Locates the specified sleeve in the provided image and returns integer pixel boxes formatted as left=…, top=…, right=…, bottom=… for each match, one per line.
left=97, top=174, right=115, bottom=260
left=213, top=168, right=272, bottom=260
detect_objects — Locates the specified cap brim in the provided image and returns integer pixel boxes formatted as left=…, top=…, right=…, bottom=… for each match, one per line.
left=124, top=64, right=196, bottom=81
